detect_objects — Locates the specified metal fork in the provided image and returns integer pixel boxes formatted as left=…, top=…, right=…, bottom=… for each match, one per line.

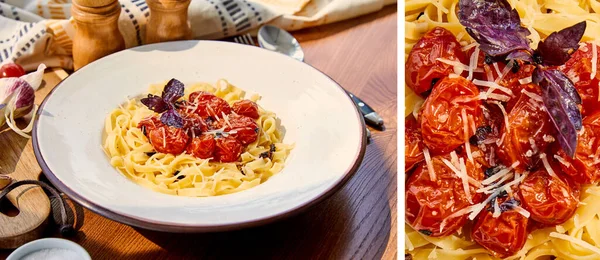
left=232, top=33, right=372, bottom=142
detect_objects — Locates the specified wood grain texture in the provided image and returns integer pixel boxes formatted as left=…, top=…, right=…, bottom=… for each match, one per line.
left=0, top=5, right=397, bottom=259
left=0, top=69, right=65, bottom=249
left=145, top=0, right=192, bottom=44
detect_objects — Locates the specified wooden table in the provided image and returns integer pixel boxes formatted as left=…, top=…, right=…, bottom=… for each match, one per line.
left=0, top=5, right=397, bottom=259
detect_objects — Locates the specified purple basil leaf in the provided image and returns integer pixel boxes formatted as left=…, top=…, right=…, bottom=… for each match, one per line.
left=141, top=94, right=169, bottom=113
left=160, top=109, right=184, bottom=128
left=536, top=21, right=586, bottom=66
left=506, top=50, right=533, bottom=63
left=533, top=68, right=582, bottom=105
left=533, top=68, right=582, bottom=157
left=162, top=78, right=185, bottom=104
left=458, top=0, right=532, bottom=57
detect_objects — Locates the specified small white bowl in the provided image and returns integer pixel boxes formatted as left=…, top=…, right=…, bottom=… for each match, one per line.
left=7, top=238, right=91, bottom=260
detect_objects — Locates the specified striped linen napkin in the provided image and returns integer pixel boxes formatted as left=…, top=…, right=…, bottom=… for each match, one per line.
left=0, top=0, right=396, bottom=71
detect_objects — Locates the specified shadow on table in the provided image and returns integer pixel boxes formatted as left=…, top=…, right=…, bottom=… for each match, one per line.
left=293, top=5, right=397, bottom=43
left=126, top=189, right=392, bottom=259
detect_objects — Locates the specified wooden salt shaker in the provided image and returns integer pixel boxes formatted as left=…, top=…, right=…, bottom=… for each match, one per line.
left=71, top=0, right=125, bottom=70
left=146, top=0, right=192, bottom=44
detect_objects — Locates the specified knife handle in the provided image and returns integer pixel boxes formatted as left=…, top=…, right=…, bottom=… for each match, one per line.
left=347, top=91, right=384, bottom=128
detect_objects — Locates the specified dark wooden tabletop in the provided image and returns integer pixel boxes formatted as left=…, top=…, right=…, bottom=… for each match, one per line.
left=0, top=5, right=397, bottom=260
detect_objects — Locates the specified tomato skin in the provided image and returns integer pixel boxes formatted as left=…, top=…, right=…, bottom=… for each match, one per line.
left=472, top=207, right=528, bottom=258
left=138, top=116, right=164, bottom=136
left=214, top=136, right=243, bottom=162
left=0, top=63, right=25, bottom=78
left=232, top=100, right=260, bottom=119
left=178, top=108, right=209, bottom=134
left=406, top=27, right=468, bottom=96
left=559, top=42, right=600, bottom=116
left=554, top=111, right=600, bottom=184
left=189, top=91, right=232, bottom=119
left=496, top=84, right=554, bottom=171
left=405, top=153, right=484, bottom=237
left=518, top=169, right=579, bottom=225
left=405, top=116, right=424, bottom=172
left=420, top=76, right=483, bottom=154
left=215, top=114, right=259, bottom=145
left=186, top=135, right=216, bottom=159
left=148, top=126, right=190, bottom=154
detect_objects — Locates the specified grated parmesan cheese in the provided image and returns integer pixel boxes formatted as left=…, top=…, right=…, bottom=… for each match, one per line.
left=518, top=76, right=533, bottom=85
left=540, top=153, right=558, bottom=179
left=473, top=79, right=514, bottom=96
left=554, top=154, right=572, bottom=168
left=512, top=205, right=531, bottom=218
left=495, top=60, right=514, bottom=84
left=492, top=197, right=501, bottom=218
left=461, top=42, right=478, bottom=52
left=482, top=161, right=520, bottom=185
left=462, top=109, right=474, bottom=162
left=459, top=157, right=473, bottom=203
left=424, top=148, right=436, bottom=182
left=467, top=47, right=480, bottom=80
left=491, top=101, right=510, bottom=134
left=437, top=58, right=483, bottom=73
left=522, top=89, right=544, bottom=103
left=412, top=100, right=424, bottom=120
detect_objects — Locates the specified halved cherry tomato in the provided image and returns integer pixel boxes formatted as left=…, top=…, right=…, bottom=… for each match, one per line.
left=406, top=27, right=468, bottom=96
left=186, top=134, right=216, bottom=159
left=420, top=76, right=483, bottom=154
left=496, top=84, right=554, bottom=171
left=232, top=100, right=260, bottom=119
left=406, top=152, right=484, bottom=237
left=405, top=116, right=424, bottom=173
left=178, top=108, right=209, bottom=135
left=214, top=114, right=259, bottom=145
left=559, top=42, right=600, bottom=116
left=189, top=91, right=232, bottom=119
left=0, top=63, right=25, bottom=78
left=518, top=169, right=579, bottom=225
left=472, top=200, right=528, bottom=258
left=148, top=125, right=190, bottom=154
left=554, top=110, right=600, bottom=184
left=214, top=136, right=243, bottom=162
left=138, top=116, right=163, bottom=136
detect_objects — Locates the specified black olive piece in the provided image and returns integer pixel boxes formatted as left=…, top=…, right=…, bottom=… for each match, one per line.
left=511, top=60, right=520, bottom=73
left=259, top=152, right=269, bottom=158
left=484, top=165, right=504, bottom=179
left=485, top=54, right=494, bottom=64
left=145, top=151, right=156, bottom=157
left=533, top=53, right=543, bottom=64
left=141, top=126, right=147, bottom=136
left=470, top=126, right=492, bottom=145
left=498, top=190, right=508, bottom=198
left=418, top=229, right=432, bottom=236
left=430, top=78, right=439, bottom=88
left=405, top=254, right=413, bottom=260
left=416, top=12, right=424, bottom=20
left=254, top=127, right=259, bottom=134
left=177, top=174, right=185, bottom=180
left=270, top=144, right=276, bottom=152
left=546, top=9, right=552, bottom=13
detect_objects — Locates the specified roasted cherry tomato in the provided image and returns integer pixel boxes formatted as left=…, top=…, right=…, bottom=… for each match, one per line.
left=406, top=27, right=468, bottom=96
left=189, top=91, right=232, bottom=119
left=178, top=108, right=209, bottom=135
left=215, top=114, right=259, bottom=145
left=554, top=110, right=600, bottom=184
left=186, top=134, right=216, bottom=159
left=472, top=201, right=528, bottom=258
left=406, top=152, right=484, bottom=237
left=232, top=100, right=260, bottom=119
left=138, top=116, right=163, bottom=136
left=405, top=116, right=424, bottom=173
left=148, top=126, right=190, bottom=154
left=518, top=169, right=579, bottom=225
left=0, top=63, right=25, bottom=78
left=214, top=136, right=243, bottom=162
left=420, top=76, right=483, bottom=154
left=496, top=84, right=554, bottom=171
left=559, top=42, right=600, bottom=116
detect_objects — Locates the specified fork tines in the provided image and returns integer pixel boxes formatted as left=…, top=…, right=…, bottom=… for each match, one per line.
left=234, top=33, right=255, bottom=46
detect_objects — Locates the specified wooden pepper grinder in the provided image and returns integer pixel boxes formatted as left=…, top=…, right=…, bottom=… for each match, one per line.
left=71, top=0, right=125, bottom=70
left=146, top=0, right=192, bottom=44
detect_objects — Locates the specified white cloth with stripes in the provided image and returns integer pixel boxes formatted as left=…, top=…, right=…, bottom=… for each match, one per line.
left=0, top=0, right=396, bottom=71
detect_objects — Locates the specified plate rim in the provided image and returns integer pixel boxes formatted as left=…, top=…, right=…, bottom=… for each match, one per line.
left=32, top=40, right=368, bottom=233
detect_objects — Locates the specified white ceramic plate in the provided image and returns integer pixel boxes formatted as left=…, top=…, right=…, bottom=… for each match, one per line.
left=33, top=41, right=366, bottom=232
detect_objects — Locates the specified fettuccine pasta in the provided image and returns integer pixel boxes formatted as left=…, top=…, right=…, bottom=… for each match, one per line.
left=103, top=79, right=293, bottom=197
left=405, top=1, right=600, bottom=259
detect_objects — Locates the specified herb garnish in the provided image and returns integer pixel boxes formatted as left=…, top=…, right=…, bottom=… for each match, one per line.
left=457, top=0, right=586, bottom=157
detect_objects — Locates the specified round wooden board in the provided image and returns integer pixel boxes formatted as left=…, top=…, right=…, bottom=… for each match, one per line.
left=0, top=68, right=68, bottom=249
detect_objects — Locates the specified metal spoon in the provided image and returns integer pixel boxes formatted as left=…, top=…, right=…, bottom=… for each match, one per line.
left=257, top=25, right=384, bottom=133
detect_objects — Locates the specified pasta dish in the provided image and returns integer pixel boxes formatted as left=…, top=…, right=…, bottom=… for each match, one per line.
left=405, top=0, right=600, bottom=259
left=103, top=78, right=293, bottom=197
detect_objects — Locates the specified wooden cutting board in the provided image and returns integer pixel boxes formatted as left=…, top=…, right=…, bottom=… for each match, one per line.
left=0, top=68, right=69, bottom=249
